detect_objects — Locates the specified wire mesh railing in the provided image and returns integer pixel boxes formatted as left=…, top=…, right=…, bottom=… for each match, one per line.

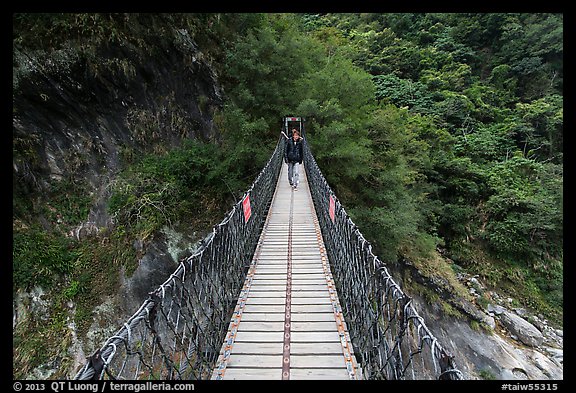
left=302, top=139, right=464, bottom=380
left=74, top=137, right=285, bottom=380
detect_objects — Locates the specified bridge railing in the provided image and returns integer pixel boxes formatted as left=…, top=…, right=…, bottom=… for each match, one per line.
left=74, top=137, right=285, bottom=380
left=303, top=139, right=464, bottom=380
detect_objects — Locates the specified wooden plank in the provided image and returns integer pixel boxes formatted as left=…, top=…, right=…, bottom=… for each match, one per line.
left=291, top=277, right=326, bottom=282
left=291, top=276, right=326, bottom=282
left=260, top=241, right=318, bottom=245
left=291, top=321, right=338, bottom=331
left=234, top=331, right=284, bottom=342
left=237, top=321, right=284, bottom=331
left=291, top=290, right=330, bottom=298
left=244, top=297, right=333, bottom=312
left=241, top=313, right=285, bottom=322
left=291, top=272, right=325, bottom=277
left=246, top=297, right=285, bottom=305
left=291, top=297, right=332, bottom=305
left=218, top=368, right=282, bottom=380
left=255, top=267, right=289, bottom=274
left=253, top=259, right=289, bottom=265
left=290, top=257, right=324, bottom=262
left=290, top=355, right=347, bottom=368
left=290, top=368, right=350, bottom=380
left=249, top=274, right=287, bottom=280
left=247, top=287, right=287, bottom=293
left=261, top=245, right=318, bottom=248
left=291, top=266, right=324, bottom=272
left=291, top=260, right=322, bottom=265
left=291, top=280, right=329, bottom=286
left=258, top=254, right=320, bottom=259
left=291, top=283, right=329, bottom=292
left=292, top=289, right=330, bottom=297
left=291, top=331, right=341, bottom=342
left=247, top=291, right=286, bottom=298
left=290, top=342, right=344, bottom=355
left=228, top=342, right=283, bottom=355
left=291, top=304, right=333, bottom=313
left=255, top=258, right=289, bottom=263
left=291, top=313, right=337, bottom=322
left=249, top=280, right=287, bottom=286
left=250, top=276, right=287, bottom=282
left=226, top=354, right=282, bottom=368
left=248, top=286, right=286, bottom=299
left=248, top=285, right=286, bottom=292
left=242, top=304, right=285, bottom=313
left=262, top=247, right=315, bottom=251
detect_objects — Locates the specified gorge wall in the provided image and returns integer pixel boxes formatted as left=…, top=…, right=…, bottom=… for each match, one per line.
left=13, top=24, right=224, bottom=378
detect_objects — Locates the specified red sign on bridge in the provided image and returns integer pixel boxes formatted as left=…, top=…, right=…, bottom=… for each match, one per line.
left=243, top=194, right=252, bottom=223
left=329, top=194, right=335, bottom=223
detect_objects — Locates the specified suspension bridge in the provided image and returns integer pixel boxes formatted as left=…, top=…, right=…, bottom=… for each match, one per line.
left=74, top=136, right=464, bottom=381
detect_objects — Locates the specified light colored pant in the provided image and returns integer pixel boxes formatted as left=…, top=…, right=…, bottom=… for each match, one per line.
left=287, top=162, right=299, bottom=187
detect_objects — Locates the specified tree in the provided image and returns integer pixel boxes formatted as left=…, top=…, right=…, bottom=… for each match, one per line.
left=513, top=94, right=563, bottom=163
left=497, top=13, right=563, bottom=99
left=222, top=13, right=321, bottom=130
left=482, top=157, right=563, bottom=263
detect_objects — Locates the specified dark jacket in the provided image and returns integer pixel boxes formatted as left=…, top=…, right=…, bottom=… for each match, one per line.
left=285, top=137, right=303, bottom=164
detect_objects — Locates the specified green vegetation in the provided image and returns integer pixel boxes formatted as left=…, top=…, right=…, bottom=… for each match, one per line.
left=292, top=13, right=562, bottom=322
left=478, top=368, right=497, bottom=380
left=108, top=138, right=266, bottom=240
left=12, top=12, right=562, bottom=377
left=13, top=179, right=91, bottom=292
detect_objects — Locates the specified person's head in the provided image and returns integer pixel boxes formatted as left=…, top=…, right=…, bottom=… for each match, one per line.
left=292, top=129, right=300, bottom=139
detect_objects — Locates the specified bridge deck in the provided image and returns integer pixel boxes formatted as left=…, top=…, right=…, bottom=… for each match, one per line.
left=212, top=162, right=359, bottom=380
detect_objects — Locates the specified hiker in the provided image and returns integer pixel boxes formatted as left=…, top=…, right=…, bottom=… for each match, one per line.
left=284, top=128, right=303, bottom=190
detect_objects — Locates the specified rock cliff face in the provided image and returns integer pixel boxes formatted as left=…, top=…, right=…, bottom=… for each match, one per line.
left=13, top=28, right=224, bottom=378
left=14, top=30, right=222, bottom=207
left=14, top=28, right=223, bottom=296
left=394, top=262, right=563, bottom=380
